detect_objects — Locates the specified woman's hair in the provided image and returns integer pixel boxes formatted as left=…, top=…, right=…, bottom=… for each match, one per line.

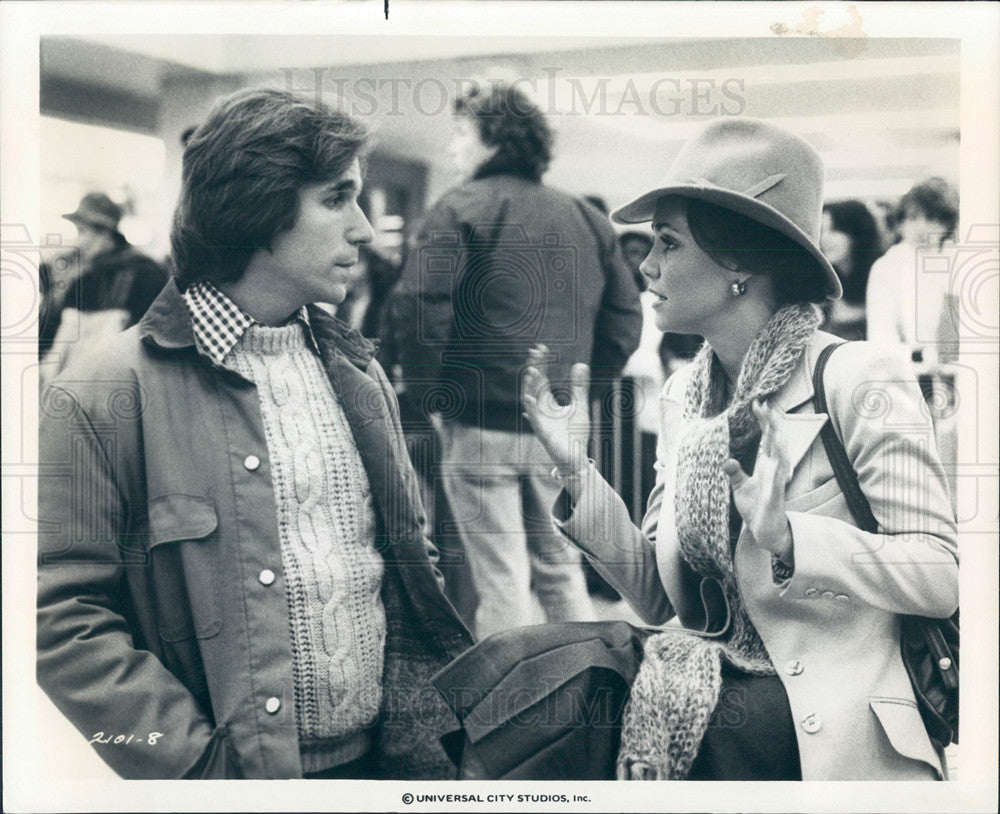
left=454, top=82, right=553, bottom=182
left=823, top=200, right=883, bottom=304
left=898, top=177, right=959, bottom=240
left=682, top=197, right=828, bottom=305
left=170, top=87, right=370, bottom=289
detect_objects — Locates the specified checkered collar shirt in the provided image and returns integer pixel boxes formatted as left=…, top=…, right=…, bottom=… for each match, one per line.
left=182, top=280, right=318, bottom=365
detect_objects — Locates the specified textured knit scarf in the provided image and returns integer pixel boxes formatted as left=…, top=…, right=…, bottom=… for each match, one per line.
left=617, top=303, right=822, bottom=780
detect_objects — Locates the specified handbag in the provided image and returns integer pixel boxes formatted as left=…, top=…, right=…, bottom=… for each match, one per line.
left=431, top=620, right=654, bottom=779
left=812, top=342, right=959, bottom=750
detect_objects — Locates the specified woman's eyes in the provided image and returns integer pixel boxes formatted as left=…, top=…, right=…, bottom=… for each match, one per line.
left=657, top=234, right=677, bottom=250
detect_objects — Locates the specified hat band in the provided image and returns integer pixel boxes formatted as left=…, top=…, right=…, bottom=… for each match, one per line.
left=688, top=174, right=786, bottom=199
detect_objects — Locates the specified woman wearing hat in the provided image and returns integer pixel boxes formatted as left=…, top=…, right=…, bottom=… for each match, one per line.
left=522, top=118, right=957, bottom=780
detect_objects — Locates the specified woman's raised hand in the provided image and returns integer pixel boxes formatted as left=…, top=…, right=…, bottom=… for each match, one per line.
left=722, top=398, right=794, bottom=565
left=522, top=345, right=591, bottom=476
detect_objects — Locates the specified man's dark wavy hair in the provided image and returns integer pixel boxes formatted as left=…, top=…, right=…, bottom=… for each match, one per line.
left=170, top=87, right=370, bottom=289
left=455, top=82, right=553, bottom=183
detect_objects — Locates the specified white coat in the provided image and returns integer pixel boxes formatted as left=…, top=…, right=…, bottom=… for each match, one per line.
left=555, top=331, right=958, bottom=780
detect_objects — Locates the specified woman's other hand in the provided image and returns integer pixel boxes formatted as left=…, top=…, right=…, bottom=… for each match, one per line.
left=722, top=398, right=794, bottom=565
left=522, top=345, right=591, bottom=476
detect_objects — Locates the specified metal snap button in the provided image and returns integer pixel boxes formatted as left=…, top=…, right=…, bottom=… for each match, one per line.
left=259, top=569, right=276, bottom=586
left=244, top=455, right=261, bottom=471
left=265, top=697, right=281, bottom=714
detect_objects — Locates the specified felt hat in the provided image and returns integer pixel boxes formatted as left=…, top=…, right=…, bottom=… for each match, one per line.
left=62, top=193, right=124, bottom=237
left=611, top=118, right=841, bottom=299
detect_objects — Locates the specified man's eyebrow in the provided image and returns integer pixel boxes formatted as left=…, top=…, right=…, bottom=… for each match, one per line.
left=321, top=178, right=358, bottom=194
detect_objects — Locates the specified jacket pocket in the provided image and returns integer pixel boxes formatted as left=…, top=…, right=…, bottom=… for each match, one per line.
left=785, top=476, right=842, bottom=514
left=869, top=697, right=943, bottom=778
left=146, top=494, right=222, bottom=642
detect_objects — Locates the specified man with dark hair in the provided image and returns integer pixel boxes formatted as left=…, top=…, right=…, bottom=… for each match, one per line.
left=37, top=87, right=472, bottom=780
left=389, top=82, right=642, bottom=638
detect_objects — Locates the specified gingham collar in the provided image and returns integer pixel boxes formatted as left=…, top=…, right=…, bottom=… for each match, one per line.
left=182, top=281, right=316, bottom=364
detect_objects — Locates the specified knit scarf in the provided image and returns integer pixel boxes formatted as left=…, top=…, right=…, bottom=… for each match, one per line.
left=617, top=303, right=822, bottom=780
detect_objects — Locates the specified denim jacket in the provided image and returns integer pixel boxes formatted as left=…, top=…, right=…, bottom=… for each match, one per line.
left=37, top=280, right=473, bottom=779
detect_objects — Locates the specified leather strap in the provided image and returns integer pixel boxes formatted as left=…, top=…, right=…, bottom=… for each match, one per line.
left=812, top=342, right=879, bottom=534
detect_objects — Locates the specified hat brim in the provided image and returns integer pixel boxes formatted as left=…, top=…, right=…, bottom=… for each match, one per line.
left=62, top=212, right=122, bottom=236
left=611, top=184, right=842, bottom=301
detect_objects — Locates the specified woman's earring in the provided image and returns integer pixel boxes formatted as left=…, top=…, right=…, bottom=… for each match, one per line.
left=730, top=280, right=747, bottom=297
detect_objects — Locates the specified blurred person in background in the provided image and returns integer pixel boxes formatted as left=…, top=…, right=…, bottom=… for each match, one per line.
left=389, top=81, right=642, bottom=639
left=819, top=200, right=884, bottom=341
left=39, top=192, right=166, bottom=384
left=866, top=177, right=960, bottom=366
left=865, top=177, right=961, bottom=501
left=335, top=242, right=402, bottom=341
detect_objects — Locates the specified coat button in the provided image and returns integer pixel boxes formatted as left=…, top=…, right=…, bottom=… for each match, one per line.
left=822, top=590, right=835, bottom=599
left=784, top=659, right=804, bottom=676
left=801, top=713, right=822, bottom=734
left=259, top=569, right=276, bottom=586
left=804, top=587, right=818, bottom=597
left=244, top=455, right=261, bottom=471
left=265, top=697, right=281, bottom=714
left=835, top=594, right=850, bottom=602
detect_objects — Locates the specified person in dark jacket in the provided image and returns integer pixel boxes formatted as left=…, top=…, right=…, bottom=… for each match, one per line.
left=388, top=81, right=642, bottom=638
left=39, top=193, right=166, bottom=382
left=37, top=87, right=473, bottom=780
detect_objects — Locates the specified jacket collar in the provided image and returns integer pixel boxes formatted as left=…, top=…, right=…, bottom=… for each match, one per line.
left=139, top=278, right=378, bottom=370
left=771, top=330, right=841, bottom=413
left=769, top=331, right=841, bottom=474
left=662, top=331, right=838, bottom=477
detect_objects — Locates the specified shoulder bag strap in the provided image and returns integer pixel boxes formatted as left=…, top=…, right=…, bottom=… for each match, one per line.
left=812, top=342, right=879, bottom=534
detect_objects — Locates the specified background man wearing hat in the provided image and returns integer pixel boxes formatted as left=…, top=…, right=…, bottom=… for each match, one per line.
left=39, top=191, right=166, bottom=383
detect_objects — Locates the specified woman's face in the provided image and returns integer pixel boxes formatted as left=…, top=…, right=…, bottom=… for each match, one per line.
left=447, top=115, right=497, bottom=183
left=820, top=211, right=852, bottom=270
left=640, top=197, right=736, bottom=335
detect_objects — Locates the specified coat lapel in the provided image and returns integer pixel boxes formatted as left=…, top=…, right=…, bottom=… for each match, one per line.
left=769, top=339, right=828, bottom=477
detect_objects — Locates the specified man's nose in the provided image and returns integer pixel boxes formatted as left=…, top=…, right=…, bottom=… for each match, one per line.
left=351, top=209, right=375, bottom=245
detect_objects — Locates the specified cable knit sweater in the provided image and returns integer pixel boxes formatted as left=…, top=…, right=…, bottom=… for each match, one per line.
left=228, top=322, right=386, bottom=773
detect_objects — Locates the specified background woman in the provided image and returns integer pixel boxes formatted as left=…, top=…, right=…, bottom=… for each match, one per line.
left=820, top=199, right=885, bottom=340
left=521, top=118, right=958, bottom=780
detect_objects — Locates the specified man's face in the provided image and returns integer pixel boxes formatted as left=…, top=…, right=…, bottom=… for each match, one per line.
left=74, top=223, right=114, bottom=264
left=258, top=157, right=374, bottom=309
left=620, top=236, right=652, bottom=278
